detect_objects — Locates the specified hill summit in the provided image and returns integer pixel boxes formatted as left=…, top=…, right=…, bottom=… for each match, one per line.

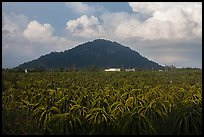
left=15, top=39, right=163, bottom=70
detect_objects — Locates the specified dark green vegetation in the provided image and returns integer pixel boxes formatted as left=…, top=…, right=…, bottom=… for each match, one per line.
left=15, top=39, right=163, bottom=70
left=2, top=70, right=202, bottom=135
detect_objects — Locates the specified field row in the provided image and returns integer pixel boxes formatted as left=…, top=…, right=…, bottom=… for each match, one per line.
left=2, top=70, right=202, bottom=135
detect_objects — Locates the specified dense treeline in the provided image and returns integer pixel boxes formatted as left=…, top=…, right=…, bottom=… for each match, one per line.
left=2, top=70, right=202, bottom=135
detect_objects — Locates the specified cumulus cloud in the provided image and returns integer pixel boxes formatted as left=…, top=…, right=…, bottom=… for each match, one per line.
left=2, top=12, right=36, bottom=68
left=2, top=12, right=28, bottom=39
left=64, top=2, right=202, bottom=68
left=65, top=2, right=96, bottom=14
left=23, top=20, right=54, bottom=43
left=99, top=12, right=141, bottom=39
left=2, top=3, right=202, bottom=69
left=76, top=2, right=200, bottom=41
left=71, top=2, right=201, bottom=41
left=2, top=12, right=30, bottom=50
left=66, top=15, right=105, bottom=38
left=129, top=2, right=177, bottom=17
left=2, top=14, right=78, bottom=68
left=23, top=20, right=78, bottom=49
left=127, top=2, right=202, bottom=40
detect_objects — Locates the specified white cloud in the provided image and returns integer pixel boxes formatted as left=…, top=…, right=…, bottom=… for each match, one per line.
left=64, top=3, right=202, bottom=68
left=66, top=2, right=202, bottom=40
left=128, top=2, right=201, bottom=17
left=127, top=2, right=202, bottom=40
left=2, top=14, right=78, bottom=68
left=2, top=3, right=202, bottom=69
left=66, top=15, right=105, bottom=38
left=2, top=13, right=35, bottom=68
left=2, top=12, right=28, bottom=39
left=129, top=2, right=176, bottom=17
left=23, top=20, right=78, bottom=49
left=65, top=2, right=96, bottom=14
left=23, top=20, right=54, bottom=43
left=3, top=17, right=19, bottom=37
left=99, top=12, right=141, bottom=39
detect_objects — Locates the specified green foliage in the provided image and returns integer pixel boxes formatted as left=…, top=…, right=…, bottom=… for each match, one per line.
left=2, top=70, right=202, bottom=135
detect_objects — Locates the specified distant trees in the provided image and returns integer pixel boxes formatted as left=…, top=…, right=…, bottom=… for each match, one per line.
left=164, top=65, right=176, bottom=71
left=2, top=65, right=201, bottom=74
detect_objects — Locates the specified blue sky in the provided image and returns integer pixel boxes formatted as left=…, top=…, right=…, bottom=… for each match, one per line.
left=2, top=2, right=132, bottom=36
left=2, top=2, right=202, bottom=68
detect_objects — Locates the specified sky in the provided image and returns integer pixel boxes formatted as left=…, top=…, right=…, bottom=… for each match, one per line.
left=2, top=2, right=202, bottom=69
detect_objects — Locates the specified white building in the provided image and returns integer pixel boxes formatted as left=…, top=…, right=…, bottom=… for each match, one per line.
left=125, top=68, right=135, bottom=72
left=105, top=68, right=121, bottom=72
